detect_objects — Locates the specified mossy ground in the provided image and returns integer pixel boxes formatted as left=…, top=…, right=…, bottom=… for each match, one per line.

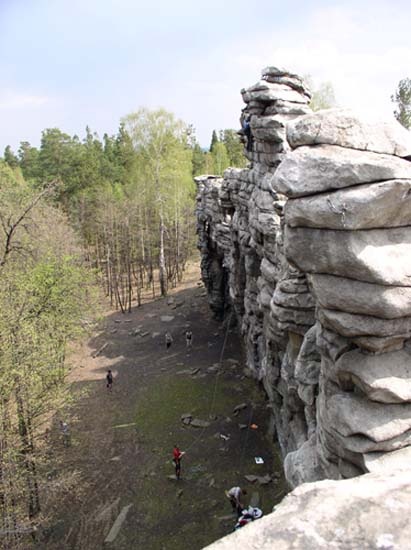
left=129, top=368, right=286, bottom=549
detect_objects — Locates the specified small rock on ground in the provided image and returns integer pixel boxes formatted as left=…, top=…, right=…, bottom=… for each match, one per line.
left=190, top=418, right=211, bottom=428
left=160, top=315, right=175, bottom=322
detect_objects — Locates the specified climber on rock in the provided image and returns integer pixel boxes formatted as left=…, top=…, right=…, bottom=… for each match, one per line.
left=242, top=116, right=253, bottom=152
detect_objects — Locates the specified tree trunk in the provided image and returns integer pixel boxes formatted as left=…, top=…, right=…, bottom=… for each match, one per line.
left=159, top=210, right=167, bottom=297
left=15, top=386, right=40, bottom=519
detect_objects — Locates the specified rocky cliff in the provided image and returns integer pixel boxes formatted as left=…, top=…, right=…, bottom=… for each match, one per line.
left=196, top=67, right=411, bottom=494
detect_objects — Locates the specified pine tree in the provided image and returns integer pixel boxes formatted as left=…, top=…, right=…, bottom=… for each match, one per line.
left=210, top=130, right=219, bottom=153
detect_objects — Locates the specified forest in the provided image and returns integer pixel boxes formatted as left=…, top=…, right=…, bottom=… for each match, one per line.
left=0, top=107, right=246, bottom=545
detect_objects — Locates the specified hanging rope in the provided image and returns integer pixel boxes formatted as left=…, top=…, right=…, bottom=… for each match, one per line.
left=239, top=402, right=255, bottom=470
left=184, top=309, right=234, bottom=453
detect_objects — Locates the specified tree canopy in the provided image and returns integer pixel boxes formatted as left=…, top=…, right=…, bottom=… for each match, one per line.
left=0, top=106, right=250, bottom=541
left=304, top=75, right=337, bottom=111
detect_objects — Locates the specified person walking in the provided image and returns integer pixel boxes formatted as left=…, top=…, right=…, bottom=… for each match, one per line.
left=225, top=486, right=247, bottom=517
left=106, top=369, right=113, bottom=392
left=59, top=420, right=71, bottom=447
left=185, top=330, right=193, bottom=350
left=172, top=445, right=185, bottom=480
left=165, top=331, right=173, bottom=350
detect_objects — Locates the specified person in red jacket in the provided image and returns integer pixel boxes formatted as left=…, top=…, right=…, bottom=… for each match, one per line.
left=172, top=445, right=185, bottom=480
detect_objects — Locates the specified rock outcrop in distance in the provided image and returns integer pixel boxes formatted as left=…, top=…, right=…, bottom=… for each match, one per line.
left=196, top=66, right=411, bottom=547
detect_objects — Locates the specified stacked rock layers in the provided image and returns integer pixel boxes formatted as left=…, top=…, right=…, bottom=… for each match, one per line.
left=196, top=67, right=316, bottom=460
left=274, top=109, right=411, bottom=483
left=196, top=68, right=411, bottom=487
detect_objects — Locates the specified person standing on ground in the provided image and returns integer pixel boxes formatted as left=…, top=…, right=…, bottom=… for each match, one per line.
left=165, top=331, right=173, bottom=350
left=59, top=420, right=71, bottom=447
left=106, top=369, right=113, bottom=392
left=185, top=329, right=192, bottom=350
left=172, top=445, right=185, bottom=480
left=226, top=486, right=247, bottom=516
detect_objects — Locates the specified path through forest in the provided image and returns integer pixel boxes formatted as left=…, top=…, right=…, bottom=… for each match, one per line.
left=40, top=262, right=287, bottom=550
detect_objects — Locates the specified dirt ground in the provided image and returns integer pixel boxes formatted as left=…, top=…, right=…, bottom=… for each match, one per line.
left=39, top=261, right=287, bottom=550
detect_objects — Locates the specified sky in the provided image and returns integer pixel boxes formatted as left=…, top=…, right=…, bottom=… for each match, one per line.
left=0, top=0, right=410, bottom=153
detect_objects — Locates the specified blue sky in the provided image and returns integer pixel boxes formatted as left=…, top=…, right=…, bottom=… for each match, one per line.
left=0, top=0, right=410, bottom=153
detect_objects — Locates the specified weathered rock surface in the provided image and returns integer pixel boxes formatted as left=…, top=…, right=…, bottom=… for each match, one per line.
left=325, top=392, right=411, bottom=442
left=272, top=144, right=411, bottom=197
left=287, top=108, right=411, bottom=156
left=318, top=308, right=411, bottom=339
left=362, top=446, right=411, bottom=473
left=285, top=225, right=411, bottom=286
left=242, top=81, right=309, bottom=105
left=205, top=469, right=411, bottom=550
left=197, top=67, right=411, bottom=534
left=284, top=435, right=324, bottom=489
left=285, top=179, right=411, bottom=230
left=336, top=348, right=411, bottom=403
left=309, top=274, right=411, bottom=319
left=352, top=334, right=407, bottom=354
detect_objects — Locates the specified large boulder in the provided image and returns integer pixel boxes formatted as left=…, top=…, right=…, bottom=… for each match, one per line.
left=294, top=325, right=320, bottom=386
left=272, top=288, right=315, bottom=310
left=285, top=179, right=411, bottom=230
left=285, top=225, right=411, bottom=286
left=250, top=115, right=287, bottom=143
left=204, top=469, right=411, bottom=550
left=242, top=81, right=309, bottom=104
left=287, top=108, right=411, bottom=157
left=362, top=446, right=411, bottom=473
left=336, top=347, right=411, bottom=403
left=352, top=334, right=408, bottom=354
left=272, top=145, right=411, bottom=197
left=325, top=391, right=411, bottom=443
left=318, top=389, right=411, bottom=454
left=309, top=274, right=411, bottom=319
left=261, top=66, right=311, bottom=98
left=284, top=435, right=324, bottom=488
left=318, top=308, right=411, bottom=339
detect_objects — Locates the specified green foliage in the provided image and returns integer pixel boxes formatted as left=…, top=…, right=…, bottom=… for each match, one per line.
left=0, top=174, right=96, bottom=528
left=0, top=158, right=25, bottom=187
left=6, top=107, right=202, bottom=306
left=123, top=107, right=195, bottom=211
left=122, top=108, right=197, bottom=294
left=18, top=141, right=40, bottom=181
left=0, top=105, right=208, bottom=529
left=304, top=75, right=337, bottom=111
left=205, top=128, right=248, bottom=174
left=191, top=142, right=206, bottom=176
left=221, top=129, right=247, bottom=168
left=392, top=78, right=411, bottom=129
left=210, top=129, right=219, bottom=152
left=4, top=145, right=19, bottom=168
left=211, top=141, right=230, bottom=175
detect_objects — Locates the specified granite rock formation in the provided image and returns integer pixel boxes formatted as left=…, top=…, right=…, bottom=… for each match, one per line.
left=196, top=66, right=411, bottom=495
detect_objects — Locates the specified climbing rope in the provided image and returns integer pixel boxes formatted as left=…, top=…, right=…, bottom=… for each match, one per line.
left=184, top=309, right=234, bottom=453
left=178, top=308, right=258, bottom=477
left=239, top=402, right=255, bottom=471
